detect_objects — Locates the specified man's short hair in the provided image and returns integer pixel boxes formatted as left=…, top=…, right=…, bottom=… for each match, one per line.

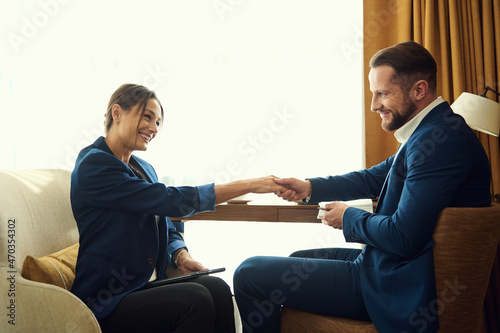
left=369, top=41, right=437, bottom=94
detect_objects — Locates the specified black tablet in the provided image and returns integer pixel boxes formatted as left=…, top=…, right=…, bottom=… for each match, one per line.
left=143, top=267, right=226, bottom=289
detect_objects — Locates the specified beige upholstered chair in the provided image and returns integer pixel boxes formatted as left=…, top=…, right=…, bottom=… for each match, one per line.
left=0, top=169, right=243, bottom=332
left=0, top=170, right=101, bottom=332
left=281, top=204, right=500, bottom=333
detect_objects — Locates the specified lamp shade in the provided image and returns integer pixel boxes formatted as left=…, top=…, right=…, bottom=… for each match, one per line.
left=451, top=92, right=500, bottom=136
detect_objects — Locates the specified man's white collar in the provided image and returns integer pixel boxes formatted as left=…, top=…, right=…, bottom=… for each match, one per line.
left=394, top=97, right=445, bottom=144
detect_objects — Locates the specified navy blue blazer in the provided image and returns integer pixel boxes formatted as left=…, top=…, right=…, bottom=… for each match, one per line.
left=70, top=137, right=216, bottom=320
left=308, top=102, right=491, bottom=332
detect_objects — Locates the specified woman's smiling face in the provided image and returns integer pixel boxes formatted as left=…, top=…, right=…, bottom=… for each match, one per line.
left=116, top=98, right=163, bottom=153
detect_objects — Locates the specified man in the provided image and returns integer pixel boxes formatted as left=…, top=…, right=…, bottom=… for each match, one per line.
left=233, top=41, right=491, bottom=333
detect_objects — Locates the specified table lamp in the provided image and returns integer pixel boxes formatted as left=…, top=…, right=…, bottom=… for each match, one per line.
left=451, top=87, right=500, bottom=137
left=451, top=86, right=500, bottom=202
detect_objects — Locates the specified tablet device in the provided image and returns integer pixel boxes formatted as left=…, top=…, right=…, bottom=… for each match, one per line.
left=143, top=267, right=226, bottom=289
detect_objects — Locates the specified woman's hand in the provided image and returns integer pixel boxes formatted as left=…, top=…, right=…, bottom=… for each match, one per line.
left=214, top=175, right=289, bottom=204
left=174, top=249, right=207, bottom=274
left=250, top=175, right=289, bottom=193
left=179, top=258, right=208, bottom=274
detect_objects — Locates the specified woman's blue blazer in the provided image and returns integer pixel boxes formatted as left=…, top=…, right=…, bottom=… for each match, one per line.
left=70, top=137, right=216, bottom=320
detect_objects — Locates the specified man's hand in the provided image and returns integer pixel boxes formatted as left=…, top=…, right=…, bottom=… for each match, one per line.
left=321, top=201, right=349, bottom=229
left=274, top=178, right=312, bottom=202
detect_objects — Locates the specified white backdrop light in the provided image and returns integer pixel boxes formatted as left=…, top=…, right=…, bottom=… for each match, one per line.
left=1, top=0, right=363, bottom=183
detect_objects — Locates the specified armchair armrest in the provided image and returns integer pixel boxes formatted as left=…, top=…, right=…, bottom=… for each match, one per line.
left=0, top=266, right=101, bottom=332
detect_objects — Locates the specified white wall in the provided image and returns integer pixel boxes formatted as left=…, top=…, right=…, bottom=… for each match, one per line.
left=184, top=219, right=365, bottom=292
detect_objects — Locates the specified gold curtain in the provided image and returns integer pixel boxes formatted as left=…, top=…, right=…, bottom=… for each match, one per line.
left=363, top=0, right=500, bottom=203
left=363, top=1, right=500, bottom=331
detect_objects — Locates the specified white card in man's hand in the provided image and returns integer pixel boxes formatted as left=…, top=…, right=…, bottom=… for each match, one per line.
left=317, top=203, right=327, bottom=219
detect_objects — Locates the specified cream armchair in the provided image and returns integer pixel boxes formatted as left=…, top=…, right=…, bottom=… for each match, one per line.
left=0, top=169, right=242, bottom=332
left=0, top=169, right=101, bottom=332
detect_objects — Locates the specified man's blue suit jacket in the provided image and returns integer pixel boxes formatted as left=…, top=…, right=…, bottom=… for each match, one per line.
left=70, top=137, right=216, bottom=320
left=307, top=102, right=491, bottom=332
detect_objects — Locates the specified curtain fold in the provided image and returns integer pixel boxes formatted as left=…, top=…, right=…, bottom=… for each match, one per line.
left=363, top=0, right=499, bottom=200
left=363, top=0, right=499, bottom=331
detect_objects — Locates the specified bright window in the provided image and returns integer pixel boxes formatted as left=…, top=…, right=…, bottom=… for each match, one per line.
left=1, top=0, right=364, bottom=290
left=1, top=0, right=364, bottom=181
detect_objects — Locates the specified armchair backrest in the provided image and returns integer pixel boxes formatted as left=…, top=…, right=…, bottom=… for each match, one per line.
left=0, top=169, right=79, bottom=271
left=432, top=204, right=500, bottom=332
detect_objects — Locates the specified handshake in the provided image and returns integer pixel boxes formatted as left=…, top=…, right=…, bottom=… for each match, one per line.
left=243, top=176, right=312, bottom=202
left=217, top=175, right=348, bottom=229
left=251, top=176, right=347, bottom=229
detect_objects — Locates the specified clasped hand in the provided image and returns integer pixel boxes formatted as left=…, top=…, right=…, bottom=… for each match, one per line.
left=273, top=177, right=348, bottom=229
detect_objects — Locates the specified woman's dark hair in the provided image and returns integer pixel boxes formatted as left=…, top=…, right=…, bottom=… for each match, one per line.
left=369, top=41, right=437, bottom=94
left=104, top=84, right=164, bottom=134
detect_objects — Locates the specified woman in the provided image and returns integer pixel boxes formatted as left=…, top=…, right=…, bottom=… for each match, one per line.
left=70, top=83, right=285, bottom=332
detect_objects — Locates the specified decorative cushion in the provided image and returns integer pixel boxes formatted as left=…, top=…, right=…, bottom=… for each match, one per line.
left=21, top=243, right=79, bottom=290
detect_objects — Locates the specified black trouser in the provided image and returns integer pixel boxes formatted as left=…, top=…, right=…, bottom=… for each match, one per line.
left=99, top=275, right=236, bottom=333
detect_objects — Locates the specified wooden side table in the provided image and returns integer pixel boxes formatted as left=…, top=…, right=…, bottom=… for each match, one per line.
left=171, top=203, right=320, bottom=223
